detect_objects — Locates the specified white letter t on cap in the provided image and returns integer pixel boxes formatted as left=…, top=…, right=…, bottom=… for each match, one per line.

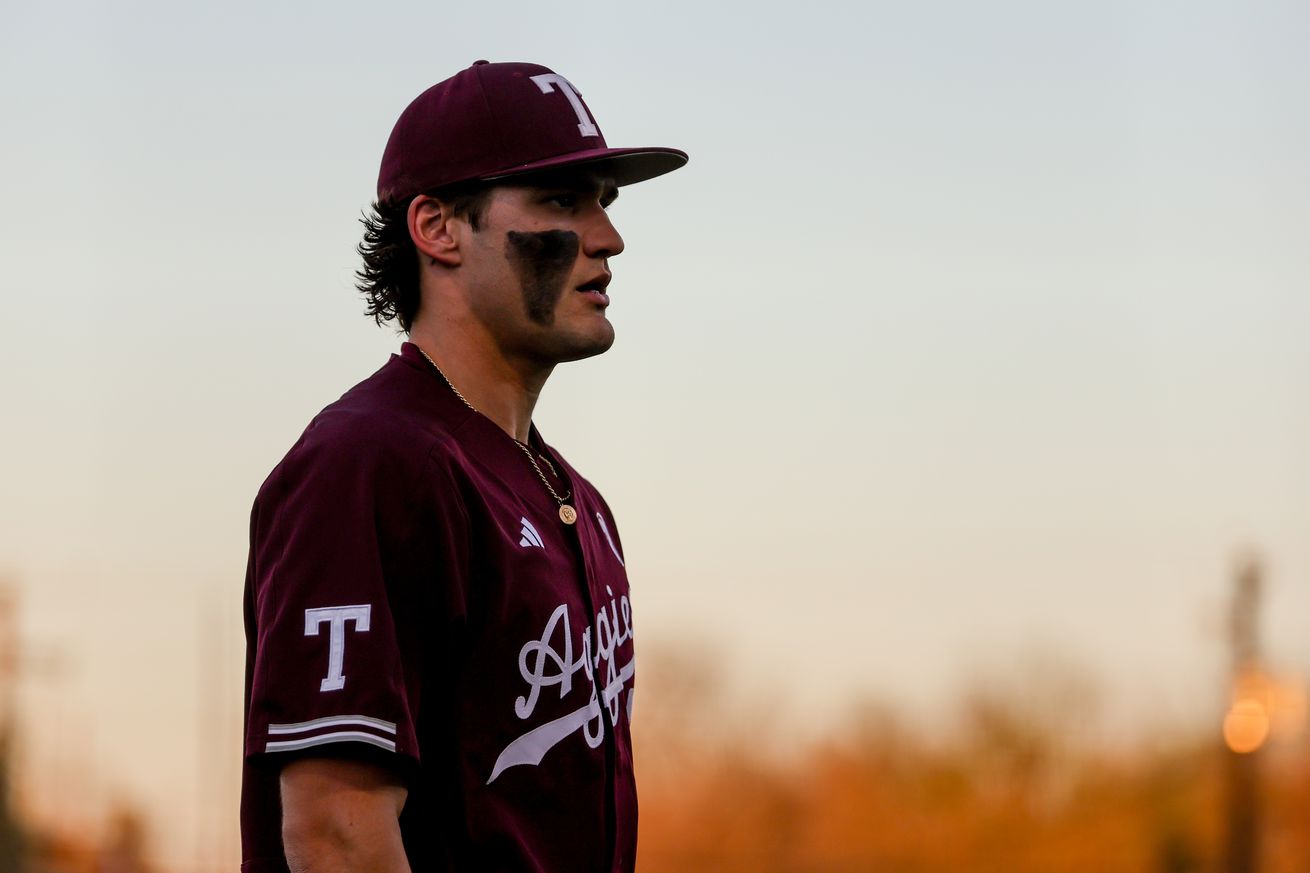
left=304, top=604, right=371, bottom=692
left=530, top=74, right=599, bottom=138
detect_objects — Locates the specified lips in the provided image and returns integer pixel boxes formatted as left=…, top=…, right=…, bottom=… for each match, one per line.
left=576, top=272, right=611, bottom=293
left=576, top=272, right=612, bottom=306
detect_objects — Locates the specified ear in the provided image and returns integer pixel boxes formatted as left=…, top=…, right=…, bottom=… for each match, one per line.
left=408, top=195, right=463, bottom=268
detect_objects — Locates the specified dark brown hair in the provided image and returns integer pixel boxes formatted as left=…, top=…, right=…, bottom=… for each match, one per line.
left=356, top=184, right=493, bottom=332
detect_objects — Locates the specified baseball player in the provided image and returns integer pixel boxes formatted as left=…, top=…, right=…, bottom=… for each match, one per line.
left=239, top=60, right=686, bottom=873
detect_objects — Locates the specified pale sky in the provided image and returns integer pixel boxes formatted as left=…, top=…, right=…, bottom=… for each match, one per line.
left=2, top=1, right=1308, bottom=869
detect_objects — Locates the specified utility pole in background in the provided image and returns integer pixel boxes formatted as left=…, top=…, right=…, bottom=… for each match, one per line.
left=1222, top=555, right=1262, bottom=873
left=0, top=586, right=28, bottom=869
left=0, top=582, right=75, bottom=871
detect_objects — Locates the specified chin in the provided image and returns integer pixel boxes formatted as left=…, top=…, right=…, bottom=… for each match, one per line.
left=552, top=324, right=616, bottom=363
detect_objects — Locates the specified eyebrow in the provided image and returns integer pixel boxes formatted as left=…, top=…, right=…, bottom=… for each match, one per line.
left=533, top=174, right=619, bottom=206
left=600, top=181, right=619, bottom=208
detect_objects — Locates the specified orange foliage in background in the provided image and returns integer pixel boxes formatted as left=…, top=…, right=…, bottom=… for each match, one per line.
left=633, top=647, right=1310, bottom=873
left=17, top=808, right=154, bottom=873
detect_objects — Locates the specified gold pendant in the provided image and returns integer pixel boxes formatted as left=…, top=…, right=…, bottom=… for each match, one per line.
left=559, top=504, right=577, bottom=525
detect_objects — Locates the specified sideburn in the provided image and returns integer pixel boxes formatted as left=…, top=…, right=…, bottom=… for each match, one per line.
left=505, top=230, right=580, bottom=326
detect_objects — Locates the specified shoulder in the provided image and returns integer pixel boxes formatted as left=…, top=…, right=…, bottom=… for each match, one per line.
left=256, top=353, right=469, bottom=506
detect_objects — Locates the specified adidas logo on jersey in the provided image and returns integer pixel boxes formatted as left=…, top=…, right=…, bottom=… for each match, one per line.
left=519, top=517, right=544, bottom=549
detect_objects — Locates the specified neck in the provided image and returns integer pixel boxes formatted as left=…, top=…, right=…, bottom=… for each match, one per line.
left=408, top=321, right=552, bottom=444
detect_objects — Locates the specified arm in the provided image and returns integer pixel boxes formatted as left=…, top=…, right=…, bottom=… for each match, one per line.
left=280, top=757, right=411, bottom=873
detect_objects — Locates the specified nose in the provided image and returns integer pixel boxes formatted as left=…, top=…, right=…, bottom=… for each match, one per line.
left=583, top=207, right=625, bottom=260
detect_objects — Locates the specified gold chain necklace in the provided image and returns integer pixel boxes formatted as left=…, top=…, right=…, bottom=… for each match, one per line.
left=417, top=347, right=578, bottom=525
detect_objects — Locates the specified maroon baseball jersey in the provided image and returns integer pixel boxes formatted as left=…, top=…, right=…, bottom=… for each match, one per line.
left=240, top=342, right=638, bottom=873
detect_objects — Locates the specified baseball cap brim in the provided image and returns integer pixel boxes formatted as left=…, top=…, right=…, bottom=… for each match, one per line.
left=478, top=146, right=688, bottom=188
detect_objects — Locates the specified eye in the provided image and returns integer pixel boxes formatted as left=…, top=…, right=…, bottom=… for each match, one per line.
left=547, top=193, right=577, bottom=209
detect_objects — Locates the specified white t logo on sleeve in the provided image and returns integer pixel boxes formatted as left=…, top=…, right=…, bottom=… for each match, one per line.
left=304, top=604, right=371, bottom=692
left=529, top=73, right=600, bottom=138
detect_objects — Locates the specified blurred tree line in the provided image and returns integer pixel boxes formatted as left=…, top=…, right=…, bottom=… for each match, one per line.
left=633, top=645, right=1309, bottom=873
left=0, top=727, right=153, bottom=873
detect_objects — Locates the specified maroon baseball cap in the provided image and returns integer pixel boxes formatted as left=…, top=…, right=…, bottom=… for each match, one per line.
left=377, top=60, right=688, bottom=202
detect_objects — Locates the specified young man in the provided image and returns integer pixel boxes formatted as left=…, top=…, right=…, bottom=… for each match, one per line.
left=239, top=61, right=686, bottom=873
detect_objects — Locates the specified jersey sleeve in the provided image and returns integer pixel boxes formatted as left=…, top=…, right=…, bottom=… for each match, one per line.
left=243, top=420, right=468, bottom=771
